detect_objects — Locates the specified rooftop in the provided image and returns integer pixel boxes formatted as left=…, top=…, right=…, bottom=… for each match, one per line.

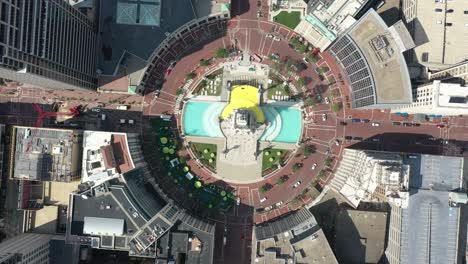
left=432, top=81, right=468, bottom=109
left=255, top=210, right=337, bottom=264
left=334, top=209, right=388, bottom=263
left=409, top=0, right=468, bottom=69
left=97, top=0, right=195, bottom=75
left=82, top=131, right=134, bottom=185
left=11, top=127, right=82, bottom=182
left=307, top=0, right=368, bottom=35
left=347, top=9, right=414, bottom=105
left=400, top=189, right=461, bottom=263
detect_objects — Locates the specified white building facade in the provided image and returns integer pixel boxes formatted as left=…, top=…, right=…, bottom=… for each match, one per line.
left=393, top=80, right=468, bottom=116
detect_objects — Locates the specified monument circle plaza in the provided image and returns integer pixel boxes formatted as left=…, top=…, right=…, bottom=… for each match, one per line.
left=182, top=55, right=303, bottom=182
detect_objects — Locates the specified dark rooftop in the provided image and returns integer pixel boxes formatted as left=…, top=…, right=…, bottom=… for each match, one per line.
left=97, top=0, right=195, bottom=74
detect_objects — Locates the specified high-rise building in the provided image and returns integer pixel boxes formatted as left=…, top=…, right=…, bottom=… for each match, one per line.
left=328, top=9, right=415, bottom=109
left=0, top=234, right=80, bottom=264
left=401, top=0, right=468, bottom=71
left=392, top=80, right=468, bottom=116
left=0, top=0, right=97, bottom=91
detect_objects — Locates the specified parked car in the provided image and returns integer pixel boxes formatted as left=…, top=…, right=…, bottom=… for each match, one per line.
left=303, top=57, right=310, bottom=64
left=403, top=123, right=412, bottom=127
left=270, top=53, right=280, bottom=60
left=264, top=205, right=273, bottom=211
left=324, top=97, right=330, bottom=104
left=322, top=114, right=327, bottom=121
left=353, top=137, right=363, bottom=141
left=335, top=140, right=340, bottom=145
left=392, top=121, right=401, bottom=125
left=275, top=201, right=283, bottom=207
left=260, top=197, right=267, bottom=203
left=437, top=124, right=445, bottom=128
left=371, top=122, right=380, bottom=127
left=91, top=108, right=101, bottom=113
left=351, top=118, right=361, bottom=123
left=340, top=121, right=347, bottom=126
left=344, top=136, right=353, bottom=140
left=311, top=163, right=317, bottom=170
left=413, top=123, right=421, bottom=127
left=293, top=181, right=301, bottom=188
left=361, top=119, right=370, bottom=123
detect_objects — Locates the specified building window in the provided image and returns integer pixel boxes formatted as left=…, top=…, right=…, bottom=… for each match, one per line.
left=421, top=52, right=429, bottom=62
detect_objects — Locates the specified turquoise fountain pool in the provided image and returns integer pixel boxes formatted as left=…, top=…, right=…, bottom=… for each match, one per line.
left=183, top=101, right=302, bottom=143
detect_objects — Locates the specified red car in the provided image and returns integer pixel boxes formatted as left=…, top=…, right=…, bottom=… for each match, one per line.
left=436, top=124, right=445, bottom=128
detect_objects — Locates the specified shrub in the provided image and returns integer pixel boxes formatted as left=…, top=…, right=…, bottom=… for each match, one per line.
left=199, top=59, right=210, bottom=67
left=297, top=77, right=306, bottom=87
left=186, top=72, right=196, bottom=80
left=215, top=48, right=229, bottom=58
left=324, top=158, right=333, bottom=166
left=176, top=89, right=183, bottom=96
left=331, top=102, right=342, bottom=112
left=303, top=145, right=315, bottom=157
left=292, top=163, right=302, bottom=172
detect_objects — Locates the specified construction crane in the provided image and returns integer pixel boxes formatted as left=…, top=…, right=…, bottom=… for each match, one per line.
left=25, top=103, right=81, bottom=152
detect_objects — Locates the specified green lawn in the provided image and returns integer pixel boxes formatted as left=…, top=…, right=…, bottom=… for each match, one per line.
left=267, top=83, right=291, bottom=100
left=262, top=149, right=288, bottom=172
left=273, top=11, right=301, bottom=29
left=190, top=142, right=217, bottom=170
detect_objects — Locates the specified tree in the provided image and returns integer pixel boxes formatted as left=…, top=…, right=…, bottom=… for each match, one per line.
left=215, top=48, right=229, bottom=58
left=259, top=183, right=273, bottom=194
left=292, top=163, right=302, bottom=172
left=186, top=72, right=196, bottom=80
left=200, top=80, right=208, bottom=87
left=298, top=44, right=307, bottom=54
left=331, top=89, right=339, bottom=98
left=304, top=97, right=316, bottom=107
left=303, top=145, right=315, bottom=157
left=297, top=77, right=306, bottom=87
left=276, top=177, right=286, bottom=185
left=324, top=158, right=333, bottom=167
left=290, top=37, right=300, bottom=48
left=331, top=102, right=342, bottom=112
left=176, top=89, right=184, bottom=96
left=317, top=170, right=326, bottom=179
left=199, top=59, right=210, bottom=67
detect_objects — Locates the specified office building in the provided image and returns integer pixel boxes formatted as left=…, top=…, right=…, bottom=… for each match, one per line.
left=9, top=127, right=82, bottom=210
left=0, top=234, right=79, bottom=264
left=328, top=9, right=415, bottom=109
left=393, top=80, right=468, bottom=116
left=401, top=0, right=468, bottom=71
left=329, top=149, right=468, bottom=263
left=334, top=209, right=388, bottom=263
left=254, top=208, right=338, bottom=264
left=66, top=133, right=215, bottom=262
left=0, top=0, right=97, bottom=90
left=295, top=0, right=370, bottom=50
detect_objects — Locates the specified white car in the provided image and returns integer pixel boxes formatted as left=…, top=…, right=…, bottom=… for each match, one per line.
left=303, top=57, right=310, bottom=64
left=236, top=197, right=240, bottom=205
left=311, top=163, right=317, bottom=170
left=372, top=122, right=380, bottom=127
left=275, top=201, right=283, bottom=207
left=335, top=140, right=340, bottom=146
left=91, top=108, right=101, bottom=113
left=322, top=114, right=327, bottom=121
left=293, top=181, right=301, bottom=188
left=264, top=205, right=273, bottom=211
left=260, top=197, right=267, bottom=203
left=324, top=97, right=330, bottom=104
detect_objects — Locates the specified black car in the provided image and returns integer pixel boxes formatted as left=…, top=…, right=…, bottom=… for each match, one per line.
left=344, top=136, right=353, bottom=140
left=403, top=123, right=412, bottom=127
left=361, top=119, right=370, bottom=123
left=413, top=123, right=421, bottom=127
left=392, top=121, right=401, bottom=125
left=340, top=121, right=348, bottom=126
left=353, top=137, right=363, bottom=141
left=257, top=0, right=261, bottom=7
